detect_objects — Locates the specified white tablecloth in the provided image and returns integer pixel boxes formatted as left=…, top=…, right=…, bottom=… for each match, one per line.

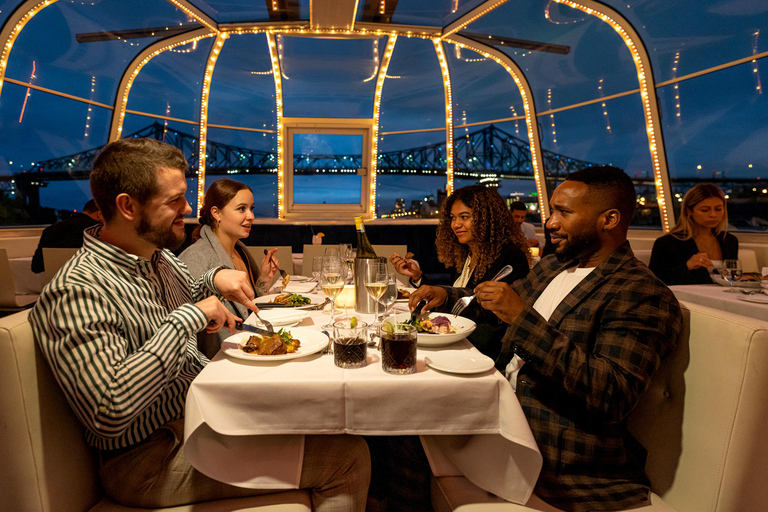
left=9, top=256, right=45, bottom=295
left=184, top=310, right=542, bottom=504
left=670, top=284, right=768, bottom=321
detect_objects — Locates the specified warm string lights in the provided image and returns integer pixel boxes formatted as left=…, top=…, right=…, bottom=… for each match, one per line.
left=442, top=0, right=510, bottom=38
left=197, top=33, right=228, bottom=217
left=0, top=0, right=57, bottom=99
left=266, top=32, right=286, bottom=219
left=598, top=78, right=611, bottom=132
left=445, top=35, right=546, bottom=220
left=277, top=35, right=289, bottom=80
left=509, top=105, right=520, bottom=137
left=111, top=31, right=216, bottom=141
left=753, top=31, right=762, bottom=94
left=371, top=35, right=398, bottom=218
left=163, top=102, right=170, bottom=141
left=552, top=0, right=673, bottom=231
left=433, top=39, right=454, bottom=195
left=672, top=52, right=681, bottom=120
left=363, top=39, right=380, bottom=82
left=165, top=0, right=218, bottom=33
left=83, top=75, right=95, bottom=137
left=18, top=60, right=36, bottom=123
left=547, top=88, right=557, bottom=144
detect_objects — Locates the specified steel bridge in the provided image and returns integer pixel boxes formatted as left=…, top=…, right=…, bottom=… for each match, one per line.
left=5, top=122, right=600, bottom=208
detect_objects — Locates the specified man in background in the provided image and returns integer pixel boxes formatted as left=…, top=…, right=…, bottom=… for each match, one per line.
left=510, top=200, right=539, bottom=248
left=31, top=199, right=103, bottom=273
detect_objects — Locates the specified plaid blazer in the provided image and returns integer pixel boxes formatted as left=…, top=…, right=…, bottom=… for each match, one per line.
left=443, top=242, right=682, bottom=511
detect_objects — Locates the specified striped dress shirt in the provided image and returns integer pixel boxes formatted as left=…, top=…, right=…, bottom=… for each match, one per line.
left=30, top=225, right=217, bottom=451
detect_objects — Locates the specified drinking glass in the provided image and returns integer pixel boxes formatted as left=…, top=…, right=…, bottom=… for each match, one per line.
left=340, top=244, right=355, bottom=281
left=722, top=259, right=742, bottom=291
left=378, top=266, right=397, bottom=316
left=364, top=261, right=389, bottom=329
left=311, top=256, right=324, bottom=282
left=381, top=321, right=417, bottom=375
left=333, top=319, right=369, bottom=369
left=321, top=256, right=345, bottom=324
left=324, top=246, right=340, bottom=259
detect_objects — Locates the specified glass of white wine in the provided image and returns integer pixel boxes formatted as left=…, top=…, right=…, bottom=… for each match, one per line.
left=722, top=259, right=742, bottom=292
left=321, top=256, right=345, bottom=324
left=378, top=266, right=397, bottom=316
left=364, top=261, right=389, bottom=328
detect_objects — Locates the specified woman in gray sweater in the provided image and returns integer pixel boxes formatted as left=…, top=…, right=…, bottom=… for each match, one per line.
left=179, top=178, right=279, bottom=357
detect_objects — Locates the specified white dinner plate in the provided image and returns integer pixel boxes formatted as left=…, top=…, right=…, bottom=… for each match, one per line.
left=711, top=275, right=762, bottom=289
left=424, top=350, right=494, bottom=375
left=396, top=287, right=416, bottom=303
left=222, top=328, right=328, bottom=361
left=389, top=312, right=476, bottom=347
left=254, top=293, right=326, bottom=309
left=739, top=294, right=768, bottom=304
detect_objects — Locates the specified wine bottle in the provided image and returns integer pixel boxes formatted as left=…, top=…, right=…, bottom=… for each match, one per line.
left=354, top=216, right=377, bottom=258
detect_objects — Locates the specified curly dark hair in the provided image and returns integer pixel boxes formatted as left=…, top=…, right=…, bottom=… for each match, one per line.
left=435, top=185, right=529, bottom=280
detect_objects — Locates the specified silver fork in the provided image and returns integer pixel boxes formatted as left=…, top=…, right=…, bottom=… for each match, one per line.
left=450, top=264, right=514, bottom=317
left=252, top=311, right=274, bottom=334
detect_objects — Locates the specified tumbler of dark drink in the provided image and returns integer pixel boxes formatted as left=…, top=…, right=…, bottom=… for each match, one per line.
left=333, top=319, right=368, bottom=368
left=381, top=323, right=417, bottom=375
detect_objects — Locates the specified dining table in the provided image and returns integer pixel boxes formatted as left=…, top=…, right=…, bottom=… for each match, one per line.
left=183, top=286, right=543, bottom=505
left=669, top=283, right=768, bottom=322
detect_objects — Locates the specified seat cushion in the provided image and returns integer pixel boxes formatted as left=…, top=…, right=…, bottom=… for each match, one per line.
left=88, top=491, right=311, bottom=512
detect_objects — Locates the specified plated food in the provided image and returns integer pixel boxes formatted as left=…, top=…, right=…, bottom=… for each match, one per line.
left=241, top=329, right=300, bottom=356
left=254, top=293, right=326, bottom=309
left=223, top=328, right=329, bottom=362
left=389, top=312, right=476, bottom=347
left=711, top=275, right=762, bottom=289
left=270, top=293, right=311, bottom=307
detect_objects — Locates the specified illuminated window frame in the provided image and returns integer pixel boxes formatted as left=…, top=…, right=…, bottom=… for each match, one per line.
left=433, top=39, right=455, bottom=195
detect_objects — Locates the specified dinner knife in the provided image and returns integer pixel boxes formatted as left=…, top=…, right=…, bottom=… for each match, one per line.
left=234, top=321, right=274, bottom=336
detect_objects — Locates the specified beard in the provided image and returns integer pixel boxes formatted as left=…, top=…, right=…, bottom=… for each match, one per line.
left=554, top=229, right=600, bottom=262
left=136, top=211, right=185, bottom=251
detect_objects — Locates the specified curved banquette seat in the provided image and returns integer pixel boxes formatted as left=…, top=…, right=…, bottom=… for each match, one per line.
left=432, top=301, right=768, bottom=512
left=0, top=310, right=311, bottom=512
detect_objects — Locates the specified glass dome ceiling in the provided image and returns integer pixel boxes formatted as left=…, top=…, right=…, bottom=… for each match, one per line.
left=1, top=0, right=766, bottom=230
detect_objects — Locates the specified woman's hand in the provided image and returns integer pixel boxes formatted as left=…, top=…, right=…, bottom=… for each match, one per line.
left=389, top=252, right=422, bottom=281
left=686, top=252, right=713, bottom=271
left=259, top=247, right=280, bottom=283
left=409, top=285, right=446, bottom=313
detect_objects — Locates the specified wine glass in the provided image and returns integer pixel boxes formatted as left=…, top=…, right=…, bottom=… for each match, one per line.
left=722, top=259, right=742, bottom=292
left=311, top=256, right=324, bottom=282
left=320, top=256, right=345, bottom=324
left=324, top=246, right=340, bottom=259
left=339, top=244, right=355, bottom=281
left=364, top=261, right=389, bottom=327
left=378, top=266, right=398, bottom=316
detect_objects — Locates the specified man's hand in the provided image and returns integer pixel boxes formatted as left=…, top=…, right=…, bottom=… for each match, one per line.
left=474, top=281, right=526, bottom=324
left=195, top=296, right=241, bottom=334
left=389, top=252, right=422, bottom=282
left=213, top=269, right=259, bottom=313
left=409, top=285, right=447, bottom=313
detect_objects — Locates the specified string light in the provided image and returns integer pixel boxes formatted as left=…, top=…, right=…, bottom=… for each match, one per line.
left=197, top=33, right=228, bottom=217
left=163, top=102, right=170, bottom=141
left=547, top=88, right=557, bottom=144
left=433, top=39, right=454, bottom=195
left=371, top=35, right=398, bottom=218
left=509, top=105, right=520, bottom=137
left=598, top=78, right=611, bottom=132
left=552, top=0, right=673, bottom=231
left=445, top=36, right=546, bottom=221
left=672, top=52, right=681, bottom=119
left=165, top=0, right=218, bottom=33
left=363, top=39, right=380, bottom=82
left=267, top=32, right=285, bottom=219
left=753, top=31, right=762, bottom=94
left=83, top=75, right=95, bottom=137
left=18, top=60, right=36, bottom=123
left=0, top=0, right=56, bottom=100
left=443, top=0, right=510, bottom=38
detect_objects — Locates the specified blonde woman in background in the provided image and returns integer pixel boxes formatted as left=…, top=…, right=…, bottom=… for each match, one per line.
left=649, top=183, right=738, bottom=285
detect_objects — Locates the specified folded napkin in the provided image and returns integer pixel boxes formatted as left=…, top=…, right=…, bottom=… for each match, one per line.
left=245, top=309, right=311, bottom=327
left=282, top=281, right=318, bottom=294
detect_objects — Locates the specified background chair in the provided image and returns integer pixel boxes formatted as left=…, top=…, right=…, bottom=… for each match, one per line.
left=301, top=244, right=330, bottom=277
left=0, top=310, right=312, bottom=512
left=372, top=245, right=408, bottom=280
left=0, top=248, right=38, bottom=312
left=245, top=245, right=295, bottom=275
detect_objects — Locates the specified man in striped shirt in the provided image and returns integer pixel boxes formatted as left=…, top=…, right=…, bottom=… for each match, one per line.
left=31, top=138, right=370, bottom=511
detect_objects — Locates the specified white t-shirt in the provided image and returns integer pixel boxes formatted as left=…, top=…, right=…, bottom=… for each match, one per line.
left=505, top=265, right=595, bottom=390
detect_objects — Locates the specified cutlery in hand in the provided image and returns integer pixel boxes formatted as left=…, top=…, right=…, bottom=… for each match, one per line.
left=264, top=248, right=290, bottom=288
left=409, top=299, right=428, bottom=323
left=450, top=264, right=514, bottom=317
left=234, top=321, right=275, bottom=336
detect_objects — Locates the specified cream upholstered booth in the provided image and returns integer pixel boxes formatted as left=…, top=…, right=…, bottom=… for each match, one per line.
left=0, top=310, right=311, bottom=512
left=431, top=301, right=768, bottom=512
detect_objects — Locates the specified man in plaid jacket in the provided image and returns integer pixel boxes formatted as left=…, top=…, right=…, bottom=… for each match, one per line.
left=414, top=166, right=682, bottom=511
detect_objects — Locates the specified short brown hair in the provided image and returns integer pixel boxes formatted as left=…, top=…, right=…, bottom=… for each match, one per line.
left=90, top=138, right=188, bottom=222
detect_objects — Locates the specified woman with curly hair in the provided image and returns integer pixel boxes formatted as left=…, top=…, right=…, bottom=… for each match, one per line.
left=392, top=185, right=530, bottom=359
